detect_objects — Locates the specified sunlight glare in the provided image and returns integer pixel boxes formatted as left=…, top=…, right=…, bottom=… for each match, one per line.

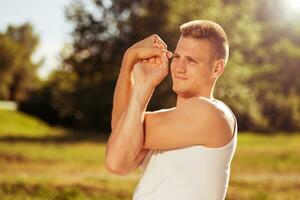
left=284, top=0, right=300, bottom=15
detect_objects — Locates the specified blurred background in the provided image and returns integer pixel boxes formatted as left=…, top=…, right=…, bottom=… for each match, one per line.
left=0, top=0, right=299, bottom=199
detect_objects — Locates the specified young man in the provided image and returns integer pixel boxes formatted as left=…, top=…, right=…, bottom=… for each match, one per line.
left=105, top=20, right=237, bottom=200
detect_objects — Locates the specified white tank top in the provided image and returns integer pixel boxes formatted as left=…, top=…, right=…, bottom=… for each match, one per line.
left=133, top=100, right=238, bottom=200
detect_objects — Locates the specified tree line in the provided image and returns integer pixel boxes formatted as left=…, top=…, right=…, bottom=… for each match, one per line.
left=1, top=0, right=299, bottom=133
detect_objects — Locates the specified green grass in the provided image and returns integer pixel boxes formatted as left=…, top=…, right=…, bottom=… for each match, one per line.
left=0, top=110, right=300, bottom=199
left=0, top=110, right=62, bottom=137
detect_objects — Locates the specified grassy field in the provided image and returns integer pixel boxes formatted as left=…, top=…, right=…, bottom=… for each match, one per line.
left=0, top=110, right=300, bottom=200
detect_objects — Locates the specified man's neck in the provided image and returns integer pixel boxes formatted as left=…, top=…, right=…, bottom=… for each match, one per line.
left=176, top=90, right=214, bottom=107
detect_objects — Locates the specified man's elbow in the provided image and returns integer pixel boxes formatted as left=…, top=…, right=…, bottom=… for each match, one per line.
left=105, top=155, right=131, bottom=176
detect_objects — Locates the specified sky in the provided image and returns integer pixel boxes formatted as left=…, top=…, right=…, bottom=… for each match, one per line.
left=0, top=0, right=74, bottom=79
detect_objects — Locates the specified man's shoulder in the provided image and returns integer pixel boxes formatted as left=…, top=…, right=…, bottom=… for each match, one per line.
left=144, top=98, right=223, bottom=121
left=185, top=97, right=235, bottom=146
left=181, top=97, right=234, bottom=132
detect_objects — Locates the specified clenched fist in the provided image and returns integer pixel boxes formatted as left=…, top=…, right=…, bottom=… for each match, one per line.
left=132, top=50, right=169, bottom=88
left=122, top=34, right=172, bottom=88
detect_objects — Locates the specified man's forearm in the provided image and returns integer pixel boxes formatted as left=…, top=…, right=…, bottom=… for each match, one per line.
left=106, top=84, right=154, bottom=174
left=111, top=38, right=169, bottom=130
left=111, top=55, right=133, bottom=130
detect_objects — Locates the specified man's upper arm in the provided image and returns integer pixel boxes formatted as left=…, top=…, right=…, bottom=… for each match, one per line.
left=142, top=98, right=233, bottom=150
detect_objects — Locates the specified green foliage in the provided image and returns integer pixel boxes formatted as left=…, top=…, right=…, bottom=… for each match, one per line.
left=38, top=0, right=300, bottom=132
left=0, top=23, right=41, bottom=102
left=247, top=0, right=300, bottom=131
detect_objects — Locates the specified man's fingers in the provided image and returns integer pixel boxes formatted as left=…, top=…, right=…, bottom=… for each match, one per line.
left=132, top=34, right=166, bottom=49
left=136, top=49, right=172, bottom=65
left=126, top=44, right=173, bottom=68
left=153, top=43, right=162, bottom=49
left=133, top=47, right=166, bottom=60
left=149, top=58, right=155, bottom=63
left=152, top=34, right=167, bottom=49
left=162, top=49, right=173, bottom=59
left=155, top=57, right=163, bottom=64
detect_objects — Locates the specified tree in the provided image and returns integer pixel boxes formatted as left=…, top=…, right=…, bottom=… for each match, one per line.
left=250, top=0, right=300, bottom=131
left=46, top=0, right=299, bottom=132
left=0, top=23, right=41, bottom=102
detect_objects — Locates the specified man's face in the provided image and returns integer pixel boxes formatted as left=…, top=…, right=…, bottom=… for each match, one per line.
left=170, top=36, right=215, bottom=97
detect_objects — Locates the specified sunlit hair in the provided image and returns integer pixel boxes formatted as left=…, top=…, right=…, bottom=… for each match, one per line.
left=180, top=20, right=229, bottom=65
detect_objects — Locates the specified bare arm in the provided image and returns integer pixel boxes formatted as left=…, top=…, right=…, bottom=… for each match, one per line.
left=111, top=34, right=168, bottom=130
left=110, top=54, right=133, bottom=130
left=143, top=97, right=235, bottom=150
left=106, top=37, right=171, bottom=175
left=106, top=84, right=154, bottom=175
left=109, top=60, right=152, bottom=173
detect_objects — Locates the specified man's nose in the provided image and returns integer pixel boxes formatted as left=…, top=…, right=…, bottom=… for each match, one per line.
left=174, top=60, right=187, bottom=73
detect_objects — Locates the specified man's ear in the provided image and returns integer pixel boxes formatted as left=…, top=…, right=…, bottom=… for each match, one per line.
left=212, top=59, right=225, bottom=78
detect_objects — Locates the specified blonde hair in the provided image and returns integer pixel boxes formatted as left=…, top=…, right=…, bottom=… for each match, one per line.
left=180, top=20, right=229, bottom=64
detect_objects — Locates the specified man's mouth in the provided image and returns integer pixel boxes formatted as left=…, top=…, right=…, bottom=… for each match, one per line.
left=174, top=75, right=188, bottom=80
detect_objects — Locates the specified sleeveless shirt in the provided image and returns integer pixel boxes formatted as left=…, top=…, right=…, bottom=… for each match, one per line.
left=132, top=99, right=238, bottom=200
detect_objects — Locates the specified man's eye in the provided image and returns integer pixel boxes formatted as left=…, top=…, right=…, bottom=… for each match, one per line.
left=188, top=59, right=197, bottom=64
